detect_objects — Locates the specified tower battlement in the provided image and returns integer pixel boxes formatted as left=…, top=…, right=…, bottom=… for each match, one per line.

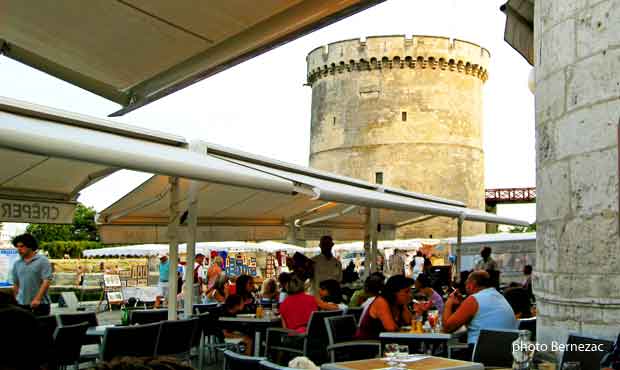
left=306, top=35, right=490, bottom=85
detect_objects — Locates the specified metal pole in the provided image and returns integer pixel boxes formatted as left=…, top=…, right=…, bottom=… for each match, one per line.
left=370, top=208, right=379, bottom=273
left=185, top=141, right=207, bottom=318
left=167, top=177, right=180, bottom=320
left=365, top=207, right=379, bottom=273
left=184, top=179, right=200, bottom=317
left=456, top=214, right=464, bottom=276
left=363, top=208, right=372, bottom=276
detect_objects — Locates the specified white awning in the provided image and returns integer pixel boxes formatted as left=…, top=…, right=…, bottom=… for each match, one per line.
left=1, top=0, right=384, bottom=116
left=0, top=97, right=297, bottom=224
left=97, top=141, right=530, bottom=243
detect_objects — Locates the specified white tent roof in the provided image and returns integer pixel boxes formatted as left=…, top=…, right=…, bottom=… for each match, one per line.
left=441, top=232, right=536, bottom=245
left=1, top=0, right=384, bottom=116
left=83, top=240, right=309, bottom=257
left=333, top=239, right=438, bottom=253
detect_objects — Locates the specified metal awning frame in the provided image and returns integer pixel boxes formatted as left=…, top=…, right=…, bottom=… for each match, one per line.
left=0, top=98, right=529, bottom=319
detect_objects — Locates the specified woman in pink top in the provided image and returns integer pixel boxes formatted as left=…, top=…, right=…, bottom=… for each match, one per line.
left=279, top=275, right=318, bottom=333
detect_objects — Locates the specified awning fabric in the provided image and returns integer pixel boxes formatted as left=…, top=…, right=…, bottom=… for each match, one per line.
left=0, top=97, right=297, bottom=224
left=500, top=0, right=534, bottom=65
left=0, top=0, right=385, bottom=116
left=98, top=141, right=530, bottom=243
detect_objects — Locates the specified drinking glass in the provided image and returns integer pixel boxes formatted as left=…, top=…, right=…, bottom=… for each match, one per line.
left=562, top=362, right=581, bottom=370
left=384, top=343, right=399, bottom=367
left=396, top=344, right=409, bottom=369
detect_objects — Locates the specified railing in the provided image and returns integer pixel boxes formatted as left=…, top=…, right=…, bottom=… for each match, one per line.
left=485, top=187, right=536, bottom=204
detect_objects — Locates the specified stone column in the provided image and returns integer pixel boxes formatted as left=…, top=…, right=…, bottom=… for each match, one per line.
left=535, top=0, right=620, bottom=344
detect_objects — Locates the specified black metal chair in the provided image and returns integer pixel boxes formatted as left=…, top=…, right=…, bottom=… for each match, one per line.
left=223, top=350, right=265, bottom=370
left=37, top=315, right=58, bottom=361
left=518, top=317, right=536, bottom=339
left=345, top=307, right=363, bottom=324
left=129, top=308, right=169, bottom=325
left=154, top=318, right=200, bottom=362
left=58, top=312, right=98, bottom=344
left=259, top=359, right=298, bottom=370
left=50, top=322, right=89, bottom=370
left=265, top=310, right=343, bottom=365
left=324, top=315, right=380, bottom=362
left=99, top=322, right=161, bottom=362
left=559, top=333, right=613, bottom=370
left=472, top=329, right=520, bottom=368
left=58, top=311, right=101, bottom=364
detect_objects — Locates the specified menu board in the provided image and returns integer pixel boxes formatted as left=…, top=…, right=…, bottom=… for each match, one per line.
left=0, top=249, right=19, bottom=286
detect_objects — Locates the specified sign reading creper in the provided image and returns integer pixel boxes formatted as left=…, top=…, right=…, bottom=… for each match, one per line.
left=0, top=198, right=76, bottom=224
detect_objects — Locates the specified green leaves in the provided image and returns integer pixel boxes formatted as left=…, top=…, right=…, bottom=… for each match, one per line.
left=39, top=240, right=104, bottom=258
left=26, top=203, right=104, bottom=257
left=26, top=203, right=100, bottom=242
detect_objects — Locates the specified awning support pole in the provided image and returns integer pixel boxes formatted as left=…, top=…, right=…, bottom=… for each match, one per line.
left=184, top=141, right=207, bottom=317
left=455, top=214, right=464, bottom=276
left=167, top=176, right=180, bottom=320
left=365, top=207, right=379, bottom=274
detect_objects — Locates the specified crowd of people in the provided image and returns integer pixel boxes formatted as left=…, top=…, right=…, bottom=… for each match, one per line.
left=155, top=235, right=535, bottom=359
left=3, top=232, right=537, bottom=361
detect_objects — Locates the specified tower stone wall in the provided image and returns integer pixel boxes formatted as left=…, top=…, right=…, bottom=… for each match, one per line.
left=306, top=35, right=490, bottom=238
left=534, top=0, right=620, bottom=344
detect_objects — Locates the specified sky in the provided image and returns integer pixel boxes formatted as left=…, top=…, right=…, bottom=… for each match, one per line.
left=0, top=0, right=536, bottom=236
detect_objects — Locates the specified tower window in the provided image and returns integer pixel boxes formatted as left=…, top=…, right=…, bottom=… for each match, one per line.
left=402, top=111, right=407, bottom=121
left=375, top=172, right=383, bottom=184
left=333, top=117, right=336, bottom=126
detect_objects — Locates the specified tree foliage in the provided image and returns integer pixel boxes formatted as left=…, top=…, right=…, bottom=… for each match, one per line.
left=509, top=223, right=537, bottom=233
left=40, top=240, right=105, bottom=259
left=26, top=203, right=100, bottom=242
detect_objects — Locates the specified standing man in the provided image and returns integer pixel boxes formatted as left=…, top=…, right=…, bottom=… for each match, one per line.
left=11, top=233, right=52, bottom=316
left=184, top=253, right=206, bottom=303
left=474, top=246, right=498, bottom=271
left=311, top=236, right=342, bottom=295
left=158, top=253, right=170, bottom=298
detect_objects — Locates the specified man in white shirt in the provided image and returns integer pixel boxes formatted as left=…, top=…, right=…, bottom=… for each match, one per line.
left=183, top=253, right=206, bottom=302
left=311, top=236, right=342, bottom=295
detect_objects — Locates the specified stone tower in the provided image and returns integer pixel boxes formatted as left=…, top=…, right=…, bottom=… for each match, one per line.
left=306, top=35, right=490, bottom=238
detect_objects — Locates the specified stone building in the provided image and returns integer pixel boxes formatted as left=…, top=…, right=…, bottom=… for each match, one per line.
left=502, top=0, right=620, bottom=344
left=306, top=35, right=490, bottom=238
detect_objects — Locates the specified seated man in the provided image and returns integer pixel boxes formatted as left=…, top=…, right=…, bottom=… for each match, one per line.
left=442, top=271, right=517, bottom=351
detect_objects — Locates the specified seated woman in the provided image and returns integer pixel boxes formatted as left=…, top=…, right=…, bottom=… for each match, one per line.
left=355, top=275, right=414, bottom=340
left=221, top=294, right=253, bottom=355
left=413, top=273, right=444, bottom=316
left=235, top=274, right=257, bottom=314
left=349, top=272, right=385, bottom=308
left=260, top=278, right=279, bottom=305
left=316, top=279, right=347, bottom=311
left=279, top=275, right=318, bottom=333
